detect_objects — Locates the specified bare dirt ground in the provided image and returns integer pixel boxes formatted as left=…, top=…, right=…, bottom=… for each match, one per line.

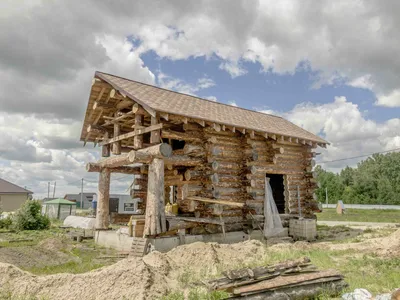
left=0, top=238, right=77, bottom=269
left=0, top=229, right=399, bottom=300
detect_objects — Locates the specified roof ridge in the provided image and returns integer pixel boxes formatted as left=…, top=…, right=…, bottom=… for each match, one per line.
left=95, top=71, right=284, bottom=120
left=0, top=177, right=32, bottom=193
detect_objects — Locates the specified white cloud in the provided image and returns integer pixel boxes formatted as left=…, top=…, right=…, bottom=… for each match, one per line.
left=205, top=96, right=218, bottom=102
left=348, top=74, right=374, bottom=90
left=376, top=89, right=400, bottom=107
left=157, top=71, right=215, bottom=95
left=275, top=97, right=400, bottom=171
left=227, top=101, right=238, bottom=107
left=219, top=61, right=247, bottom=78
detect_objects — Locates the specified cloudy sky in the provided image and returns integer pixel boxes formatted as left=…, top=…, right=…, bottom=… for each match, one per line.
left=1, top=0, right=400, bottom=199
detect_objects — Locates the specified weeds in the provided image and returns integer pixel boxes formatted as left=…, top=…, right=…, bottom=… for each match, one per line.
left=161, top=289, right=229, bottom=300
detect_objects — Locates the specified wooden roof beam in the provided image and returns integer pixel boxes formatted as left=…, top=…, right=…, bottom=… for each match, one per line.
left=212, top=123, right=221, bottom=132
left=132, top=103, right=147, bottom=115
left=103, top=111, right=135, bottom=126
left=249, top=130, right=255, bottom=139
left=159, top=112, right=169, bottom=121
left=195, top=119, right=205, bottom=127
left=99, top=123, right=163, bottom=146
left=93, top=101, right=114, bottom=110
left=87, top=143, right=173, bottom=169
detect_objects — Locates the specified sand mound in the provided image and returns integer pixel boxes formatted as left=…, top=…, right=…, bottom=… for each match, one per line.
left=0, top=240, right=268, bottom=300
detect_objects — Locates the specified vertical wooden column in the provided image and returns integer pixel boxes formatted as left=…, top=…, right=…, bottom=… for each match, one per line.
left=102, top=132, right=110, bottom=157
left=112, top=116, right=121, bottom=154
left=150, top=115, right=161, bottom=144
left=96, top=168, right=111, bottom=230
left=144, top=158, right=166, bottom=236
left=134, top=114, right=143, bottom=149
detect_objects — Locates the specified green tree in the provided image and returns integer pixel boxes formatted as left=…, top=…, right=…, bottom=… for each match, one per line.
left=13, top=200, right=50, bottom=231
left=316, top=152, right=400, bottom=205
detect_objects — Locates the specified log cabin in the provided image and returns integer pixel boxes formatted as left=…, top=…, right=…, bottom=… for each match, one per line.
left=80, top=71, right=328, bottom=238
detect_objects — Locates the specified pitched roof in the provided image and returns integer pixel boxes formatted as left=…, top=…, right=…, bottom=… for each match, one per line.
left=81, top=71, right=328, bottom=145
left=64, top=193, right=95, bottom=201
left=44, top=198, right=76, bottom=205
left=0, top=178, right=33, bottom=194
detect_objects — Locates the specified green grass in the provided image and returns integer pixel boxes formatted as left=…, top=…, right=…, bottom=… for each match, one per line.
left=258, top=248, right=400, bottom=294
left=0, top=226, right=65, bottom=244
left=316, top=208, right=400, bottom=223
left=25, top=243, right=108, bottom=275
left=161, top=289, right=230, bottom=300
left=0, top=222, right=117, bottom=275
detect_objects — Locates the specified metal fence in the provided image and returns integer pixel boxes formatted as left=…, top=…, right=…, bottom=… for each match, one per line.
left=322, top=204, right=400, bottom=210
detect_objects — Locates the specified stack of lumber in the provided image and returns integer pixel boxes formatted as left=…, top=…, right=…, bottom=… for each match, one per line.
left=204, top=257, right=347, bottom=299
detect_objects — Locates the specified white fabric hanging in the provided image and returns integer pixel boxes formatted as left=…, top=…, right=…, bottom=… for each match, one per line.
left=264, top=177, right=285, bottom=238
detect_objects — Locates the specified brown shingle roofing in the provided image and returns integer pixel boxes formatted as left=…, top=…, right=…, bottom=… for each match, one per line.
left=92, top=71, right=328, bottom=144
left=0, top=178, right=33, bottom=194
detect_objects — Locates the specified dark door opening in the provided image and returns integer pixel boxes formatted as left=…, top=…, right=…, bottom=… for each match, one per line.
left=266, top=174, right=285, bottom=214
left=109, top=198, right=119, bottom=213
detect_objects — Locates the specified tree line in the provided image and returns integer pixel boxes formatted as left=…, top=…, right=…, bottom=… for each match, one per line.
left=315, top=152, right=400, bottom=205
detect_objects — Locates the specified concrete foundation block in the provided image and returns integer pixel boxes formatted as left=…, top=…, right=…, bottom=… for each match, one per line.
left=289, top=219, right=317, bottom=241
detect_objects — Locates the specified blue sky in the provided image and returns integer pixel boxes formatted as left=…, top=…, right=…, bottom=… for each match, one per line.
left=141, top=51, right=397, bottom=123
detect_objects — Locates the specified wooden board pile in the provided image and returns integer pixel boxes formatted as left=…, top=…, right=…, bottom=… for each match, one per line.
left=204, top=257, right=347, bottom=299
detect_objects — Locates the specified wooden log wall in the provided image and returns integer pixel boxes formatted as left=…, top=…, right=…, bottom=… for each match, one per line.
left=203, top=128, right=247, bottom=218
left=160, top=121, right=319, bottom=230
left=97, top=110, right=318, bottom=231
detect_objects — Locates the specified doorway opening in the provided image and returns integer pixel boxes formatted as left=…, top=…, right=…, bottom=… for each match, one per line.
left=266, top=174, right=285, bottom=214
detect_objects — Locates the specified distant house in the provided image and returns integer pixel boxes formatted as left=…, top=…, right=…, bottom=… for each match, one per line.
left=63, top=192, right=133, bottom=213
left=0, top=178, right=33, bottom=212
left=64, top=193, right=96, bottom=209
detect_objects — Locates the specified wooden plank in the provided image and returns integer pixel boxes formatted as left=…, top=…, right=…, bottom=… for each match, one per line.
left=161, top=130, right=202, bottom=143
left=171, top=216, right=224, bottom=225
left=99, top=124, right=163, bottom=146
left=233, top=269, right=342, bottom=295
left=186, top=196, right=245, bottom=208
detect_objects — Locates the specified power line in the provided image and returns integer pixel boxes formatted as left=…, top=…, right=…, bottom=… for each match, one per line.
left=317, top=147, right=400, bottom=164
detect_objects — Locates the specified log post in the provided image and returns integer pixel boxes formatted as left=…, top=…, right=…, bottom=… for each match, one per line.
left=134, top=114, right=143, bottom=149
left=96, top=168, right=111, bottom=230
left=102, top=132, right=110, bottom=157
left=112, top=115, right=121, bottom=155
left=150, top=115, right=161, bottom=144
left=144, top=158, right=166, bottom=236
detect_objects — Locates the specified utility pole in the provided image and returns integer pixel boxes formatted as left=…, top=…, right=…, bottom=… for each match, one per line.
left=53, top=181, right=56, bottom=198
left=80, top=178, right=84, bottom=209
left=325, top=187, right=328, bottom=206
left=48, top=182, right=50, bottom=199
